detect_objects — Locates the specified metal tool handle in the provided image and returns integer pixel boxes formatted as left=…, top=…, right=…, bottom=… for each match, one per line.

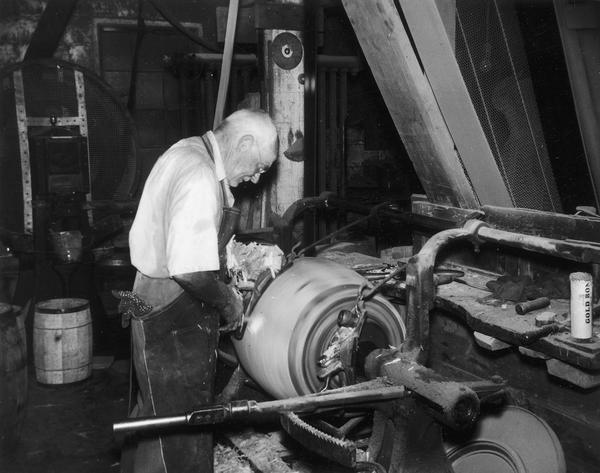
left=114, top=414, right=188, bottom=434
left=113, top=380, right=407, bottom=435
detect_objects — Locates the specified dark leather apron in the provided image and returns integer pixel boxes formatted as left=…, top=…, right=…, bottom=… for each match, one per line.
left=126, top=293, right=219, bottom=473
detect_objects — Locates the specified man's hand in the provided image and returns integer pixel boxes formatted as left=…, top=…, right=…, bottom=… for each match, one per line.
left=219, top=283, right=244, bottom=332
left=173, top=271, right=244, bottom=332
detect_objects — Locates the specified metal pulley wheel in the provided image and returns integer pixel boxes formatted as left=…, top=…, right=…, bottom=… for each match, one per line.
left=272, top=32, right=303, bottom=70
left=231, top=257, right=406, bottom=399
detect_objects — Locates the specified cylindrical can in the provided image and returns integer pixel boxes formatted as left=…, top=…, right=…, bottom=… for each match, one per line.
left=515, top=296, right=551, bottom=315
left=570, top=272, right=593, bottom=340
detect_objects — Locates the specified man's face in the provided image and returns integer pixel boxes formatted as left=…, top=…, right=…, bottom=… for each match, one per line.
left=227, top=140, right=271, bottom=187
left=228, top=165, right=267, bottom=187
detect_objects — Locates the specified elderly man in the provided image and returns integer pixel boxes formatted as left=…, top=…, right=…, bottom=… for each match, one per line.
left=124, top=109, right=278, bottom=473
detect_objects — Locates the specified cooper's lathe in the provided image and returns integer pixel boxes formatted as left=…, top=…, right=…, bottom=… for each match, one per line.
left=114, top=196, right=599, bottom=473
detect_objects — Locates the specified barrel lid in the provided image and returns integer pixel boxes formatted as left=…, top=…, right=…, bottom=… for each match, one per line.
left=445, top=406, right=565, bottom=473
left=36, top=298, right=89, bottom=314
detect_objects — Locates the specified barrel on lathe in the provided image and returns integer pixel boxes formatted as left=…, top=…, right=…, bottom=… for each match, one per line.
left=34, top=298, right=93, bottom=384
left=232, top=257, right=407, bottom=399
left=0, top=303, right=28, bottom=454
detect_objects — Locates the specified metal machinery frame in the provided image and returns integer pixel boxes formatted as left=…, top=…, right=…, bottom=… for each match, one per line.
left=406, top=198, right=600, bottom=472
left=406, top=216, right=600, bottom=365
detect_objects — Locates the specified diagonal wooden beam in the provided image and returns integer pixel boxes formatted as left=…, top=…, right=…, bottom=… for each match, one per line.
left=24, top=0, right=79, bottom=60
left=342, top=0, right=478, bottom=208
left=399, top=0, right=514, bottom=207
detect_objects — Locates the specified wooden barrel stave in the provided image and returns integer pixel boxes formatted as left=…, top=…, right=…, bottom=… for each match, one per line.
left=0, top=303, right=28, bottom=454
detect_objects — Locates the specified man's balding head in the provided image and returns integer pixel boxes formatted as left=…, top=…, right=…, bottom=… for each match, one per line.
left=214, top=109, right=279, bottom=187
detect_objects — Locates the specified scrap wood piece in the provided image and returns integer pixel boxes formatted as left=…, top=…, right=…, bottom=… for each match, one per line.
left=228, top=240, right=284, bottom=283
left=223, top=428, right=354, bottom=473
left=223, top=428, right=296, bottom=473
left=215, top=441, right=253, bottom=473
left=436, top=280, right=600, bottom=369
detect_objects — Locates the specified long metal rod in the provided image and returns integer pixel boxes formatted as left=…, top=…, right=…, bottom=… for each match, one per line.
left=114, top=382, right=406, bottom=434
left=178, top=54, right=363, bottom=71
left=476, top=224, right=600, bottom=263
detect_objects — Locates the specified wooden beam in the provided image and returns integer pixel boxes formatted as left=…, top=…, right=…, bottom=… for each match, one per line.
left=554, top=0, right=600, bottom=209
left=341, top=0, right=479, bottom=208
left=399, top=0, right=514, bottom=207
left=434, top=0, right=456, bottom=50
left=24, top=0, right=79, bottom=60
left=263, top=27, right=305, bottom=216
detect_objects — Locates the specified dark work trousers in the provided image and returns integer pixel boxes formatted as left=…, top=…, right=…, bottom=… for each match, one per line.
left=122, top=292, right=219, bottom=473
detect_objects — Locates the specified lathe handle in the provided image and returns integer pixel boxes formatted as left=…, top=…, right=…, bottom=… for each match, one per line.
left=366, top=349, right=480, bottom=430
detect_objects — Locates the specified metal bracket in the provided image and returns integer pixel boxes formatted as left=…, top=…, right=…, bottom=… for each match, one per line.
left=13, top=70, right=33, bottom=235
left=13, top=68, right=93, bottom=234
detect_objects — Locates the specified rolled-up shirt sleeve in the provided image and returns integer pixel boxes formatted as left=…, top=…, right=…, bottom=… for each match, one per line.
left=165, top=159, right=221, bottom=276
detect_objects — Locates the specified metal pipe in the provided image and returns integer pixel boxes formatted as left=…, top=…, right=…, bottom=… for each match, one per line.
left=323, top=196, right=456, bottom=232
left=327, top=70, right=338, bottom=234
left=114, top=380, right=406, bottom=434
left=317, top=68, right=327, bottom=238
left=176, top=54, right=363, bottom=71
left=338, top=69, right=348, bottom=201
left=476, top=223, right=600, bottom=264
left=115, top=414, right=188, bottom=433
left=404, top=224, right=480, bottom=361
left=366, top=349, right=480, bottom=430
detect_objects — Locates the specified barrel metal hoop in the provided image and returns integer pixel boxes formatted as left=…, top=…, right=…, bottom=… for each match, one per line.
left=36, top=300, right=90, bottom=314
left=33, top=322, right=92, bottom=330
left=36, top=364, right=91, bottom=373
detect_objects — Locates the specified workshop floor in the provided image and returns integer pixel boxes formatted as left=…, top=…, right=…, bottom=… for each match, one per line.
left=1, top=251, right=368, bottom=473
left=1, top=318, right=351, bottom=473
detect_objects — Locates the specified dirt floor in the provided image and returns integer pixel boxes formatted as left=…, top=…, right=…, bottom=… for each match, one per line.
left=0, top=311, right=350, bottom=473
left=1, top=359, right=352, bottom=473
left=4, top=362, right=128, bottom=473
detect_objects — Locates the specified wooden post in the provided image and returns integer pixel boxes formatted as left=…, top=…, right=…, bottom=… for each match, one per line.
left=342, top=0, right=479, bottom=208
left=262, top=2, right=305, bottom=216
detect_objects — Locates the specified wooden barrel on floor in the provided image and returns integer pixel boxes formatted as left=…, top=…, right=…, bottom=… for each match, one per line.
left=0, top=303, right=28, bottom=454
left=34, top=298, right=92, bottom=384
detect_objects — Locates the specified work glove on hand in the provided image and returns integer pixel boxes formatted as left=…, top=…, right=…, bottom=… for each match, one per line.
left=172, top=271, right=244, bottom=332
left=219, top=283, right=244, bottom=333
